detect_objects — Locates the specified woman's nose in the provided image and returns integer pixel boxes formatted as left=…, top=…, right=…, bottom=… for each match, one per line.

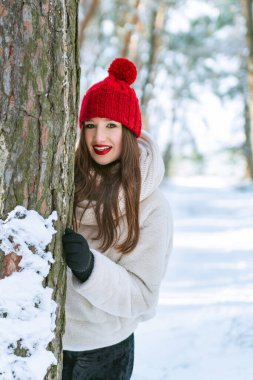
left=94, top=126, right=106, bottom=143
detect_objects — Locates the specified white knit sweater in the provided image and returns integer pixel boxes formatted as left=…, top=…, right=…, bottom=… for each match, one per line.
left=63, top=131, right=173, bottom=350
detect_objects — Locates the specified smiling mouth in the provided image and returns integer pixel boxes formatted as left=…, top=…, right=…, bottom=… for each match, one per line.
left=93, top=145, right=112, bottom=155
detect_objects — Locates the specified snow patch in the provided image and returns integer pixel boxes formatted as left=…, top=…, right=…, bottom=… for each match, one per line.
left=0, top=206, right=58, bottom=380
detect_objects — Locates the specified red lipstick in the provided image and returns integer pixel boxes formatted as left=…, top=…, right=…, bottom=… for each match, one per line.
left=93, top=145, right=112, bottom=155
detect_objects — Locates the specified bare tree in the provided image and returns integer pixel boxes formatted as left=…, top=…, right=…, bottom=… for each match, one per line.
left=0, top=1, right=80, bottom=378
left=240, top=0, right=253, bottom=172
left=79, top=0, right=100, bottom=48
left=120, top=0, right=141, bottom=58
left=140, top=2, right=167, bottom=129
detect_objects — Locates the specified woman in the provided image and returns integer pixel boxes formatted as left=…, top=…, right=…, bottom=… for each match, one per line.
left=62, top=58, right=173, bottom=380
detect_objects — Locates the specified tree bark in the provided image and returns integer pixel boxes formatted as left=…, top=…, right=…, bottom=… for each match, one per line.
left=240, top=0, right=253, bottom=171
left=0, top=1, right=80, bottom=378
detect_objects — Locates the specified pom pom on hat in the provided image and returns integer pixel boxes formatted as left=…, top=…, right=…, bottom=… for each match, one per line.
left=79, top=57, right=142, bottom=137
left=108, top=58, right=137, bottom=85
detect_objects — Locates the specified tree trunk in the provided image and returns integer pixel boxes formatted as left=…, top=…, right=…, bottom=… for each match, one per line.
left=163, top=104, right=176, bottom=177
left=240, top=0, right=253, bottom=172
left=140, top=3, right=167, bottom=129
left=0, top=1, right=80, bottom=378
left=121, top=0, right=141, bottom=58
left=242, top=87, right=253, bottom=178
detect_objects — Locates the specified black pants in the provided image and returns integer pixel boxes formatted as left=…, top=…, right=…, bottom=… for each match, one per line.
left=62, top=334, right=134, bottom=380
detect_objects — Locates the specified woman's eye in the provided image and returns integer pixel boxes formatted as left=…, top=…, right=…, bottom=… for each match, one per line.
left=85, top=124, right=95, bottom=129
left=107, top=123, right=117, bottom=128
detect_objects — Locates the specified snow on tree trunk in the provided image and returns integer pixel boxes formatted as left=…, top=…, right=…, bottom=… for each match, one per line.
left=0, top=1, right=80, bottom=378
left=0, top=207, right=58, bottom=379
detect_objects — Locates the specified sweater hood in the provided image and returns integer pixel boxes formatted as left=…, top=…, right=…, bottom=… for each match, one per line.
left=139, top=130, right=164, bottom=201
left=76, top=130, right=165, bottom=225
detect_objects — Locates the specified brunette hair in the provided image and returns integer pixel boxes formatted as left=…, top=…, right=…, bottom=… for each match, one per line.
left=73, top=126, right=141, bottom=254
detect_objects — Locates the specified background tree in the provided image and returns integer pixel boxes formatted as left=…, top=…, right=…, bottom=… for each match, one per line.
left=240, top=0, right=253, bottom=176
left=0, top=1, right=79, bottom=378
left=79, top=0, right=99, bottom=46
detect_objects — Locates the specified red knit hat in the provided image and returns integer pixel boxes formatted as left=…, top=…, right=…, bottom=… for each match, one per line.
left=79, top=58, right=142, bottom=137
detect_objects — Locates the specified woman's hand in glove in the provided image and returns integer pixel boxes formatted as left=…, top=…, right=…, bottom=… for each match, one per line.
left=62, top=228, right=94, bottom=282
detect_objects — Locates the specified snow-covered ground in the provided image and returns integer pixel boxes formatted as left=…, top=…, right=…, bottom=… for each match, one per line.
left=133, top=176, right=253, bottom=380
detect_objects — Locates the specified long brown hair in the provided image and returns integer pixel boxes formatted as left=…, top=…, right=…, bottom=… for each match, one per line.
left=73, top=126, right=141, bottom=254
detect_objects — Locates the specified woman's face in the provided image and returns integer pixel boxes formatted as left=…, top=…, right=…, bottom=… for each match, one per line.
left=84, top=117, right=123, bottom=165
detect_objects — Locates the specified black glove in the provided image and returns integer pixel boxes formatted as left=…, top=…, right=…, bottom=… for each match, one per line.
left=62, top=228, right=94, bottom=283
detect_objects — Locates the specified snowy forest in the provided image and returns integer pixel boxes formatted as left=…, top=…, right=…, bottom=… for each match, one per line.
left=79, top=0, right=253, bottom=180
left=0, top=0, right=253, bottom=379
